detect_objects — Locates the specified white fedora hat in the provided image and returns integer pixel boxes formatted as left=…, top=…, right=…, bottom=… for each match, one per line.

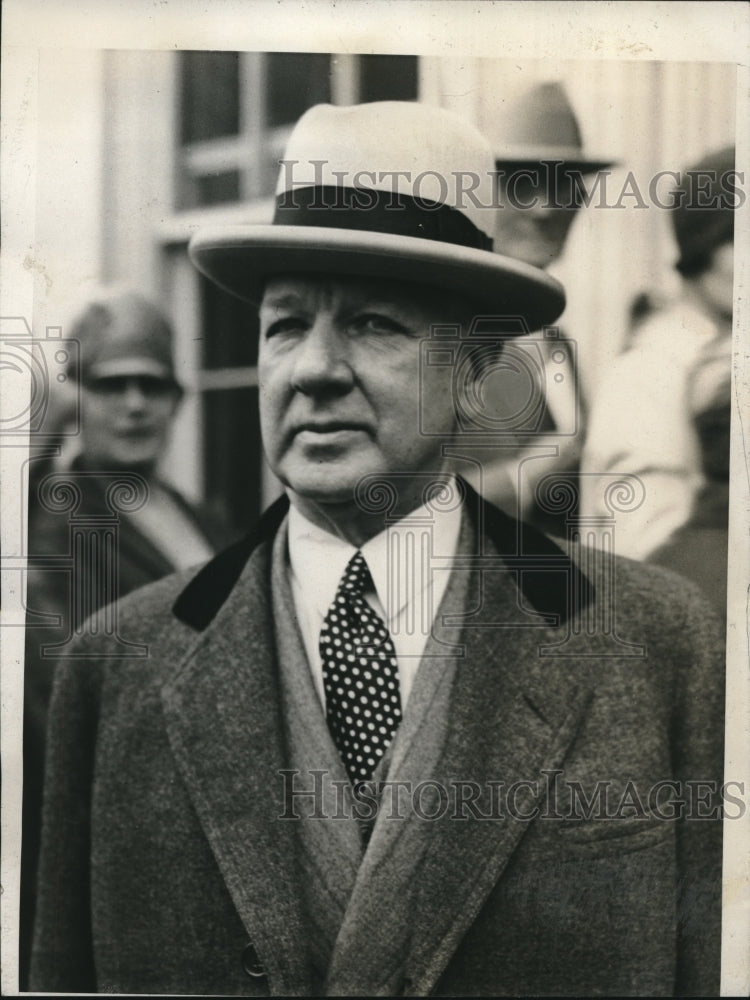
left=189, top=101, right=565, bottom=331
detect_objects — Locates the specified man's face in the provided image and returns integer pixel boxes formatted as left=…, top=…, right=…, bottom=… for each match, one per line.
left=80, top=374, right=180, bottom=471
left=259, top=275, right=471, bottom=513
left=694, top=240, right=734, bottom=323
left=495, top=168, right=581, bottom=269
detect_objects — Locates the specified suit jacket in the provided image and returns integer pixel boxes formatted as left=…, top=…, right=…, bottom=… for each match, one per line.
left=29, top=487, right=725, bottom=996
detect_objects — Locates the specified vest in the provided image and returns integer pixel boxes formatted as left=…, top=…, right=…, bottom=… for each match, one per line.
left=271, top=511, right=475, bottom=994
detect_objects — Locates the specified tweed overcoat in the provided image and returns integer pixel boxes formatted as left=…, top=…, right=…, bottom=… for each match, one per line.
left=29, top=489, right=725, bottom=996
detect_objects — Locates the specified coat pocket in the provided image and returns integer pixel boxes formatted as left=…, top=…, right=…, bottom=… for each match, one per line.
left=552, top=816, right=674, bottom=860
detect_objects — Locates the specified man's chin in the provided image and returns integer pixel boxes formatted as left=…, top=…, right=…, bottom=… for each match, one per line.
left=96, top=450, right=160, bottom=473
left=519, top=242, right=563, bottom=270
left=278, top=452, right=375, bottom=501
left=287, top=481, right=358, bottom=506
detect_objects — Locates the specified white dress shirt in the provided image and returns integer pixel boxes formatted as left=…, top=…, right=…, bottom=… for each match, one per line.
left=287, top=492, right=463, bottom=711
left=581, top=300, right=729, bottom=559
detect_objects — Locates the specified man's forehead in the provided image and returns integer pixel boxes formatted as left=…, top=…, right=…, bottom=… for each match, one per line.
left=259, top=273, right=475, bottom=320
left=496, top=165, right=584, bottom=207
left=263, top=273, right=418, bottom=303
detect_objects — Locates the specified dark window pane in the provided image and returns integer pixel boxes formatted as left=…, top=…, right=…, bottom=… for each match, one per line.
left=194, top=170, right=241, bottom=207
left=359, top=54, right=418, bottom=102
left=200, top=274, right=259, bottom=369
left=180, top=51, right=240, bottom=144
left=259, top=152, right=283, bottom=199
left=203, top=386, right=262, bottom=533
left=266, top=52, right=332, bottom=127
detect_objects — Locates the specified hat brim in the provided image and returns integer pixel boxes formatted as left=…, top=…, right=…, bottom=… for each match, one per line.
left=494, top=148, right=615, bottom=174
left=85, top=358, right=180, bottom=384
left=188, top=226, right=565, bottom=332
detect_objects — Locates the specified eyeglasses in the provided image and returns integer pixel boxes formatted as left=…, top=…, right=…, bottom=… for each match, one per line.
left=84, top=375, right=181, bottom=400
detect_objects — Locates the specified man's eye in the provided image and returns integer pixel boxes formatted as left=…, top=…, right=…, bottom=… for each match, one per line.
left=263, top=316, right=307, bottom=338
left=353, top=313, right=408, bottom=335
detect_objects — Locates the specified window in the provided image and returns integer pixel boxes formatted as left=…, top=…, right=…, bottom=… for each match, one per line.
left=359, top=54, right=418, bottom=103
left=177, top=51, right=419, bottom=209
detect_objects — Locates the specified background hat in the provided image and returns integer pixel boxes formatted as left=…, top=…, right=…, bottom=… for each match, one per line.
left=189, top=101, right=565, bottom=332
left=489, top=82, right=614, bottom=174
left=671, top=145, right=736, bottom=276
left=69, top=289, right=180, bottom=386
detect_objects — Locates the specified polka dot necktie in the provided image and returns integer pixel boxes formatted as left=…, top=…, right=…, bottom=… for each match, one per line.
left=320, top=551, right=402, bottom=787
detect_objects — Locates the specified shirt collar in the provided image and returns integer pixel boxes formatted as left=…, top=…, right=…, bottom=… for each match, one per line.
left=287, top=482, right=463, bottom=625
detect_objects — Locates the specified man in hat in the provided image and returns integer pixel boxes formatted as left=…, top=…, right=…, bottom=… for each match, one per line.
left=490, top=81, right=613, bottom=271
left=20, top=288, right=230, bottom=987
left=474, top=82, right=614, bottom=532
left=581, top=146, right=735, bottom=572
left=30, top=103, right=723, bottom=997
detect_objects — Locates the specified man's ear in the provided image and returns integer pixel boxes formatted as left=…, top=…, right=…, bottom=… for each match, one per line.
left=170, top=384, right=185, bottom=415
left=446, top=337, right=506, bottom=442
left=467, top=338, right=505, bottom=383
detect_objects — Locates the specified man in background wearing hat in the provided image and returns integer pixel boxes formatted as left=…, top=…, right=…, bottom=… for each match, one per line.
left=30, top=103, right=723, bottom=997
left=474, top=82, right=613, bottom=534
left=581, top=146, right=735, bottom=576
left=20, top=288, right=230, bottom=988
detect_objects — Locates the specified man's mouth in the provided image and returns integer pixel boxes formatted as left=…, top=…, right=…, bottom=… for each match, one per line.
left=117, top=427, right=156, bottom=440
left=292, top=422, right=371, bottom=444
left=295, top=420, right=369, bottom=433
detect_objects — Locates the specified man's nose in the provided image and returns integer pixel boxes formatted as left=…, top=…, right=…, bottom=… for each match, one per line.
left=290, top=319, right=354, bottom=395
left=527, top=197, right=559, bottom=220
left=121, top=380, right=149, bottom=410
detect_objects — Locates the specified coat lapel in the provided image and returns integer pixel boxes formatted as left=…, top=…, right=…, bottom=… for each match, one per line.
left=404, top=542, right=594, bottom=996
left=160, top=522, right=312, bottom=996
